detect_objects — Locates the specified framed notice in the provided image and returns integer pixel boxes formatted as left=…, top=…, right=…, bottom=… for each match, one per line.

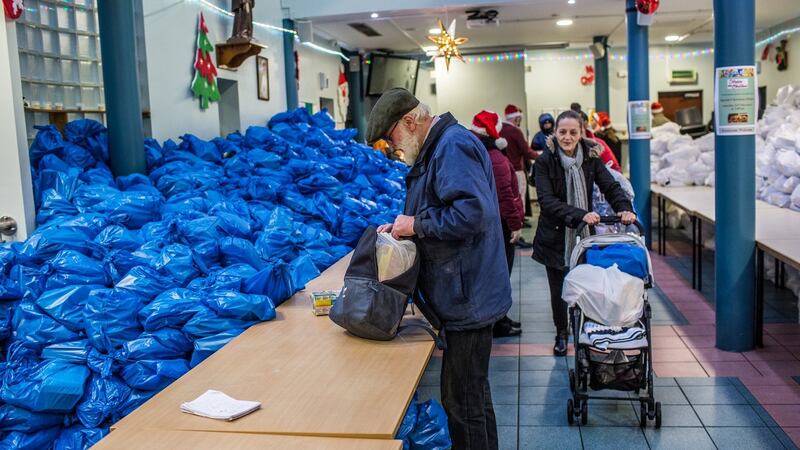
left=627, top=100, right=652, bottom=139
left=715, top=65, right=757, bottom=135
left=257, top=56, right=270, bottom=101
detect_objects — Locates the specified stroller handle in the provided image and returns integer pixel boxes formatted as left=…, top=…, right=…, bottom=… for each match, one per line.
left=575, top=215, right=645, bottom=238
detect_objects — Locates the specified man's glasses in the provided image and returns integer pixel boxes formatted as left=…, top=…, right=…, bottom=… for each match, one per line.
left=383, top=120, right=400, bottom=145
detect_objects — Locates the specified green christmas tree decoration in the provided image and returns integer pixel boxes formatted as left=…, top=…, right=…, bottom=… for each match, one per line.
left=191, top=13, right=220, bottom=109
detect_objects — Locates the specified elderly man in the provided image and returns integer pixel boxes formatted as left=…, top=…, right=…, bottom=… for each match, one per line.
left=368, top=88, right=511, bottom=450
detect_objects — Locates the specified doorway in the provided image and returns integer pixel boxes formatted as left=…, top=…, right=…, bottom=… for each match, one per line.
left=658, top=90, right=703, bottom=122
left=218, top=78, right=240, bottom=137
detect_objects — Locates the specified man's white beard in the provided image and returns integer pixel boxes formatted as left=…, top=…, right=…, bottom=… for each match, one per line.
left=398, top=134, right=421, bottom=166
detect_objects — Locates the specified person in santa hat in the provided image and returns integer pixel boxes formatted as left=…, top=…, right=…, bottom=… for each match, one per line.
left=592, top=111, right=623, bottom=167
left=471, top=110, right=524, bottom=338
left=651, top=101, right=672, bottom=128
left=500, top=104, right=538, bottom=246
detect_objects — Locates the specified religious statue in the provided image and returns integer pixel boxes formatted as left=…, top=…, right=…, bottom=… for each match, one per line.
left=776, top=39, right=788, bottom=72
left=229, top=0, right=255, bottom=44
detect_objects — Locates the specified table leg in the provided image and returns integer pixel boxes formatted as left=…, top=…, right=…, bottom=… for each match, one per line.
left=774, top=257, right=779, bottom=289
left=660, top=196, right=665, bottom=256
left=691, top=215, right=697, bottom=290
left=697, top=219, right=703, bottom=293
left=780, top=262, right=785, bottom=289
left=756, top=248, right=764, bottom=348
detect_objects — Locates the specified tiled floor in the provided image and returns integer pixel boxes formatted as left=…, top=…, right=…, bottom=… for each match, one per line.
left=417, top=219, right=800, bottom=449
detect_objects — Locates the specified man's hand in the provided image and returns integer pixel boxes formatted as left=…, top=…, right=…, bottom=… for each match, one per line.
left=391, top=215, right=416, bottom=240
left=582, top=212, right=601, bottom=225
left=510, top=229, right=523, bottom=244
left=617, top=211, right=637, bottom=225
left=377, top=223, right=393, bottom=234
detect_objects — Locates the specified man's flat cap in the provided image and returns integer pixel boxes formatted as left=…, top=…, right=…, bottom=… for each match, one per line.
left=366, top=88, right=420, bottom=144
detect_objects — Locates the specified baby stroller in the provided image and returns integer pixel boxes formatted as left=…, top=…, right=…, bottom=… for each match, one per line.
left=564, top=216, right=662, bottom=428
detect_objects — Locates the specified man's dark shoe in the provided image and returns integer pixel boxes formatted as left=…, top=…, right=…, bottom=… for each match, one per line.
left=515, top=237, right=533, bottom=249
left=523, top=222, right=532, bottom=229
left=553, top=331, right=568, bottom=356
left=494, top=320, right=522, bottom=338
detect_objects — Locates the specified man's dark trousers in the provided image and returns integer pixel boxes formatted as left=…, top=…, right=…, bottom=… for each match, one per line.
left=441, top=325, right=497, bottom=450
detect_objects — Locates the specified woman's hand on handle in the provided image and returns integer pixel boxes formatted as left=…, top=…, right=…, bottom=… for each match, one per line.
left=617, top=211, right=637, bottom=225
left=582, top=212, right=601, bottom=225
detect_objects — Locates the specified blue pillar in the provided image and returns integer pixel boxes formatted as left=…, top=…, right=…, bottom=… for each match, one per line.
left=97, top=1, right=145, bottom=176
left=283, top=19, right=299, bottom=110
left=714, top=0, right=756, bottom=351
left=347, top=55, right=366, bottom=142
left=626, top=0, right=651, bottom=246
left=594, top=36, right=609, bottom=113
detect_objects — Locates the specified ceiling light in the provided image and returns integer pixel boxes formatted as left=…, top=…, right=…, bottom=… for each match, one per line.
left=422, top=46, right=437, bottom=52
left=664, top=35, right=681, bottom=42
left=370, top=12, right=379, bottom=18
left=429, top=27, right=442, bottom=34
left=568, top=0, right=576, bottom=4
left=556, top=18, right=574, bottom=26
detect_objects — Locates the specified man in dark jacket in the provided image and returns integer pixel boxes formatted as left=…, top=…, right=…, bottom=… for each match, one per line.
left=531, top=113, right=554, bottom=151
left=501, top=105, right=537, bottom=247
left=368, top=88, right=511, bottom=450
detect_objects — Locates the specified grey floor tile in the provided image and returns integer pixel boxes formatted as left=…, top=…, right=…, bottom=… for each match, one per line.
left=498, top=425, right=518, bottom=450
left=415, top=386, right=441, bottom=403
left=634, top=404, right=702, bottom=427
left=675, top=377, right=732, bottom=387
left=694, top=404, right=766, bottom=427
left=520, top=356, right=568, bottom=371
left=752, top=404, right=780, bottom=428
left=682, top=385, right=748, bottom=405
left=643, top=427, right=716, bottom=450
left=770, top=426, right=800, bottom=450
left=580, top=427, right=648, bottom=450
left=494, top=403, right=519, bottom=426
left=491, top=386, right=520, bottom=405
left=633, top=386, right=688, bottom=405
left=520, top=370, right=569, bottom=387
left=491, top=357, right=521, bottom=372
left=425, top=356, right=442, bottom=372
left=490, top=370, right=521, bottom=387
left=519, top=426, right=582, bottom=450
left=582, top=402, right=639, bottom=427
left=519, top=404, right=570, bottom=426
left=519, top=386, right=572, bottom=404
left=520, top=312, right=555, bottom=323
left=706, top=427, right=785, bottom=450
left=652, top=377, right=678, bottom=386
left=419, top=371, right=438, bottom=386
left=517, top=332, right=559, bottom=344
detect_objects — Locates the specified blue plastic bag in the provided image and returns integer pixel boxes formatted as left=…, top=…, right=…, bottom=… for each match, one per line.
left=396, top=398, right=419, bottom=450
left=41, top=340, right=90, bottom=364
left=189, top=329, right=244, bottom=367
left=36, top=285, right=104, bottom=332
left=93, top=225, right=143, bottom=252
left=76, top=374, right=131, bottom=428
left=137, top=288, right=204, bottom=332
left=205, top=291, right=276, bottom=321
left=218, top=237, right=264, bottom=270
left=241, top=261, right=295, bottom=306
left=585, top=244, right=649, bottom=279
left=288, top=254, right=320, bottom=290
left=121, top=359, right=191, bottom=391
left=84, top=288, right=144, bottom=352
left=112, top=389, right=156, bottom=422
left=0, top=427, right=62, bottom=450
left=53, top=425, right=108, bottom=450
left=115, top=265, right=179, bottom=302
left=182, top=307, right=256, bottom=340
left=0, top=360, right=90, bottom=413
left=0, top=405, right=66, bottom=433
left=151, top=244, right=205, bottom=285
left=120, top=328, right=192, bottom=361
left=409, top=400, right=451, bottom=450
left=44, top=250, right=110, bottom=290
left=12, top=301, right=81, bottom=349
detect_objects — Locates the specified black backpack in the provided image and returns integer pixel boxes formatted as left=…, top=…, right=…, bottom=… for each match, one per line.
left=329, top=226, right=445, bottom=349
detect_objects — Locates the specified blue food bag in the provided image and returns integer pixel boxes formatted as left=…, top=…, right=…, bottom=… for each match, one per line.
left=0, top=427, right=63, bottom=450
left=53, top=425, right=108, bottom=450
left=76, top=375, right=131, bottom=428
left=0, top=360, right=89, bottom=413
left=121, top=359, right=191, bottom=391
left=409, top=399, right=452, bottom=450
left=0, top=405, right=66, bottom=433
left=585, top=244, right=649, bottom=279
left=189, top=329, right=245, bottom=367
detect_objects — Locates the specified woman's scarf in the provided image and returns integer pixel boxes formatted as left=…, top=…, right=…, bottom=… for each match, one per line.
left=558, top=142, right=589, bottom=266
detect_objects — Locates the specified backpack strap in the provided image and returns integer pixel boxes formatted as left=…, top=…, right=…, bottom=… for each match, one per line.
left=398, top=323, right=447, bottom=351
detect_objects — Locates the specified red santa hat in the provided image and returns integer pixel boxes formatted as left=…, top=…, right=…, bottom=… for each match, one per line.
left=504, top=104, right=523, bottom=120
left=471, top=110, right=508, bottom=150
left=597, top=111, right=611, bottom=128
left=651, top=101, right=664, bottom=114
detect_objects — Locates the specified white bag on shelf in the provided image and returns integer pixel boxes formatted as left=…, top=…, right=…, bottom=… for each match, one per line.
left=776, top=150, right=800, bottom=177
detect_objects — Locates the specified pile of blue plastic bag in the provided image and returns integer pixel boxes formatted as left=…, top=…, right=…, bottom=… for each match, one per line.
left=0, top=108, right=410, bottom=449
left=396, top=394, right=452, bottom=450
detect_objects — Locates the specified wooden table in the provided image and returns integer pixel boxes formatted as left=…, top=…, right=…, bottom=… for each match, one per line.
left=110, top=254, right=435, bottom=439
left=93, top=429, right=403, bottom=450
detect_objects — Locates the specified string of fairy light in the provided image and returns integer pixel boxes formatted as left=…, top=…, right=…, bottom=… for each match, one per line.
left=453, top=48, right=715, bottom=64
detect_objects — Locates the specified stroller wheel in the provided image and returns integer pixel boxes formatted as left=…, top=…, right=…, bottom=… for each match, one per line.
left=639, top=402, right=648, bottom=428
left=567, top=399, right=575, bottom=425
left=580, top=401, right=588, bottom=425
left=655, top=402, right=662, bottom=428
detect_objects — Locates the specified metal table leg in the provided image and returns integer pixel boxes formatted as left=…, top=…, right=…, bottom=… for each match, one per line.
left=756, top=248, right=764, bottom=347
left=691, top=215, right=697, bottom=290
left=659, top=196, right=665, bottom=256
left=697, top=219, right=703, bottom=292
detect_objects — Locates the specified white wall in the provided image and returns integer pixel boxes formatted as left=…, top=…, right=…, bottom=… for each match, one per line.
left=414, top=66, right=438, bottom=113
left=0, top=17, right=35, bottom=239
left=758, top=34, right=800, bottom=104
left=434, top=57, right=526, bottom=126
left=524, top=46, right=716, bottom=134
left=296, top=44, right=345, bottom=126
left=143, top=0, right=287, bottom=142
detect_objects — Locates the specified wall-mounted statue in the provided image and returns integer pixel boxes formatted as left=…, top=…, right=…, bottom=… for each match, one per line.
left=229, top=0, right=255, bottom=44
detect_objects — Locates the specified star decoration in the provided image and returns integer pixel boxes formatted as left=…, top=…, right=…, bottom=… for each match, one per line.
left=427, top=19, right=469, bottom=71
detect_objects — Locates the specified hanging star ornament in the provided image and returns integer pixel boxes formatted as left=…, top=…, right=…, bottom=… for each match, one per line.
left=427, top=19, right=469, bottom=71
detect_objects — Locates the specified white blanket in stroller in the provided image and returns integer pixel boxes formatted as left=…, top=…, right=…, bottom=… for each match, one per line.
left=562, top=263, right=645, bottom=327
left=579, top=320, right=648, bottom=350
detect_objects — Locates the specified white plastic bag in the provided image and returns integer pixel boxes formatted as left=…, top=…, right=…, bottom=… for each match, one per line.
left=376, top=233, right=417, bottom=282
left=776, top=150, right=800, bottom=177
left=562, top=264, right=645, bottom=327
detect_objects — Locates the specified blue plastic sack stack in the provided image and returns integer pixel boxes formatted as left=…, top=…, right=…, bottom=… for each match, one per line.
left=396, top=394, right=452, bottom=450
left=0, top=107, right=406, bottom=448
